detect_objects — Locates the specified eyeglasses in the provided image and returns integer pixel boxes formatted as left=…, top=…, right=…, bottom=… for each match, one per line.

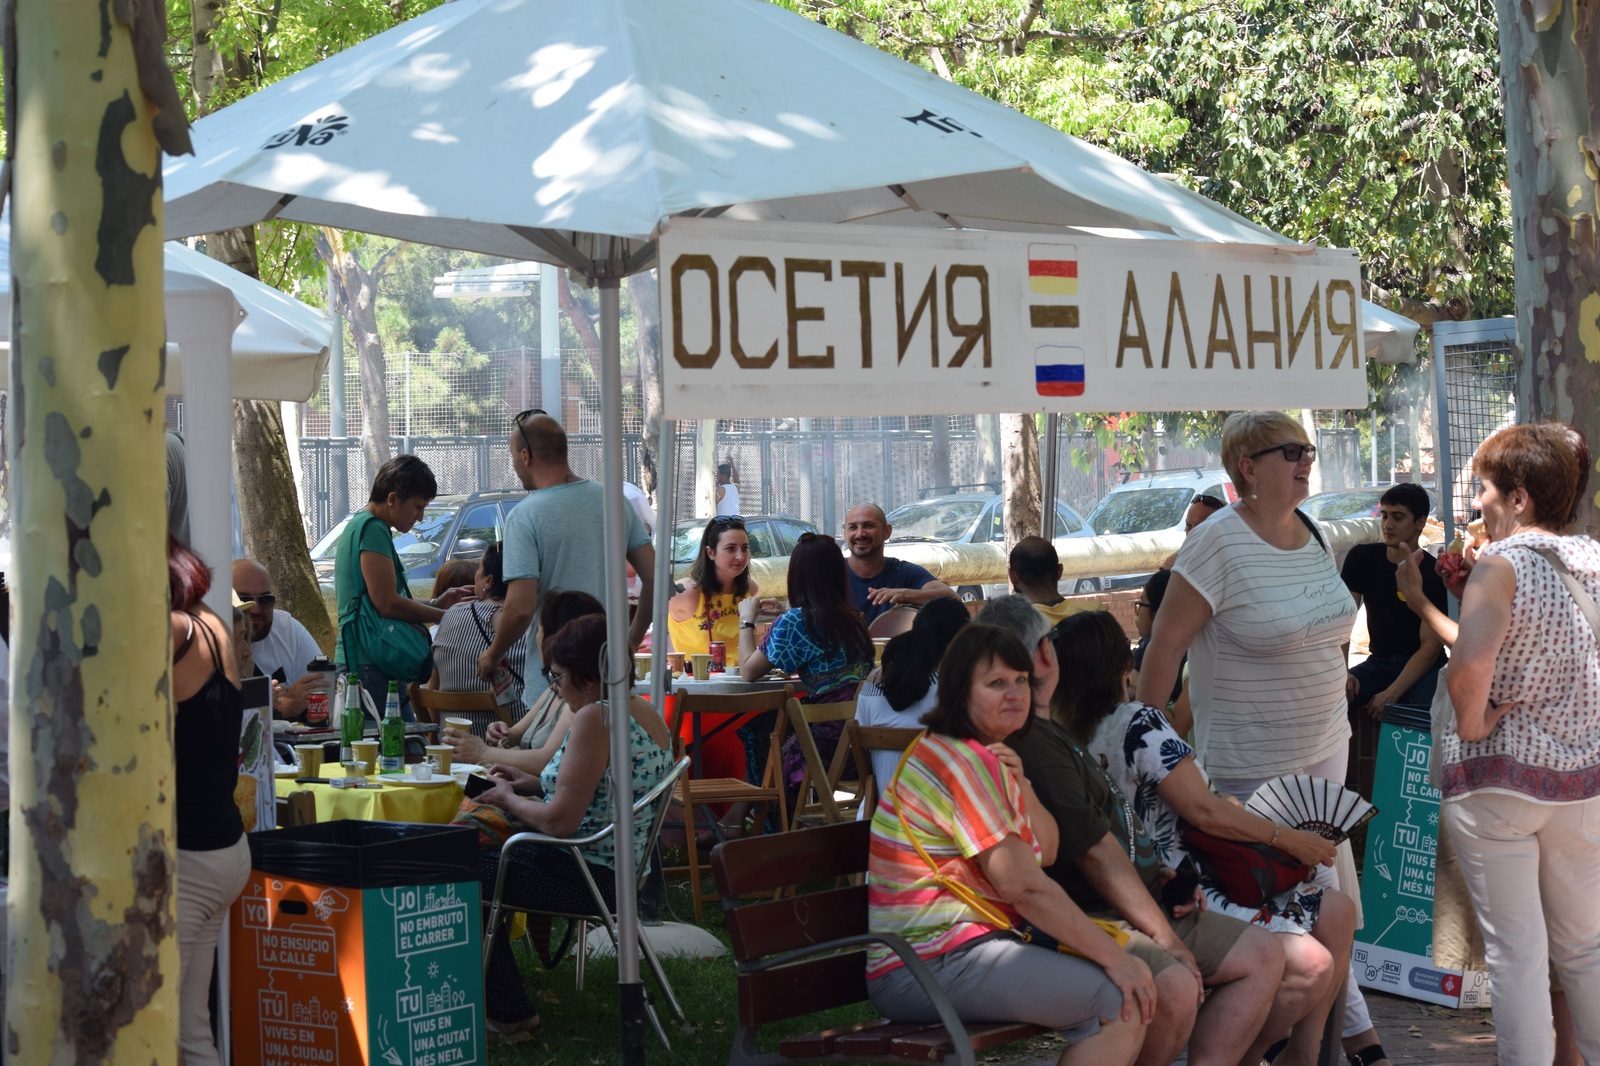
left=1191, top=494, right=1226, bottom=509
left=541, top=666, right=566, bottom=688
left=236, top=591, right=276, bottom=609
left=709, top=514, right=745, bottom=528
left=1134, top=601, right=1154, bottom=610
left=1248, top=442, right=1317, bottom=463
left=513, top=408, right=547, bottom=458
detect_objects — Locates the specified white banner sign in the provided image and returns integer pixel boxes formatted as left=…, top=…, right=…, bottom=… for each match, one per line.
left=658, top=218, right=1365, bottom=418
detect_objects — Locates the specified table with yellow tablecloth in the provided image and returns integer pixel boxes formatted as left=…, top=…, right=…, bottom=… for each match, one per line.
left=274, top=774, right=464, bottom=823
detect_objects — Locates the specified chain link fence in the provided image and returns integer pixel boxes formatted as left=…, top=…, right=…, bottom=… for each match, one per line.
left=1432, top=319, right=1518, bottom=538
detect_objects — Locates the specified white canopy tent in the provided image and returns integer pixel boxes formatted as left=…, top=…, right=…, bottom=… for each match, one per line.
left=161, top=0, right=1380, bottom=1053
left=0, top=226, right=331, bottom=615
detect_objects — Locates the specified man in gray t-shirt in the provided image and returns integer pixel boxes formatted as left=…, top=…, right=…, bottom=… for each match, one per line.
left=477, top=413, right=653, bottom=698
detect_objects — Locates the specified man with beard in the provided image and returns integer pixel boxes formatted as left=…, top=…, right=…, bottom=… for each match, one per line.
left=233, top=558, right=327, bottom=720
left=842, top=502, right=958, bottom=624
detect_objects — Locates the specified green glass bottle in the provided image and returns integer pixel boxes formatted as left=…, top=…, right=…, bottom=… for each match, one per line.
left=379, top=681, right=404, bottom=774
left=339, top=678, right=365, bottom=764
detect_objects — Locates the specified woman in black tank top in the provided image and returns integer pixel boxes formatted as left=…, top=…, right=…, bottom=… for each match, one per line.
left=169, top=538, right=251, bottom=1066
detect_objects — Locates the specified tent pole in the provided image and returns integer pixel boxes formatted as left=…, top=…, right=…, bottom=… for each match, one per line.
left=1041, top=412, right=1060, bottom=540
left=597, top=278, right=647, bottom=1064
left=649, top=417, right=676, bottom=710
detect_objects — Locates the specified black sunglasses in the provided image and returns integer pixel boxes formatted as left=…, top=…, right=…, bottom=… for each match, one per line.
left=1192, top=494, right=1226, bottom=509
left=1248, top=442, right=1317, bottom=463
left=709, top=514, right=745, bottom=527
left=1135, top=600, right=1154, bottom=610
left=236, top=591, right=276, bottom=608
left=513, top=408, right=547, bottom=457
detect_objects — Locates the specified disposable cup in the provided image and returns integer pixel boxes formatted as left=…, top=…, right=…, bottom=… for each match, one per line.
left=411, top=763, right=433, bottom=781
left=689, top=653, right=712, bottom=681
left=424, top=744, right=453, bottom=774
left=444, top=716, right=474, bottom=734
left=666, top=652, right=686, bottom=676
left=351, top=740, right=379, bottom=769
left=633, top=654, right=652, bottom=681
left=294, top=743, right=323, bottom=778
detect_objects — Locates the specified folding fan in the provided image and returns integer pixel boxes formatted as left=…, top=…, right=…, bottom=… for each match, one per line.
left=1246, top=775, right=1377, bottom=844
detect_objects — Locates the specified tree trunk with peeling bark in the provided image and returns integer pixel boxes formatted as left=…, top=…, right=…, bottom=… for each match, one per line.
left=190, top=2, right=333, bottom=640
left=999, top=413, right=1042, bottom=552
left=6, top=0, right=188, bottom=1059
left=313, top=229, right=405, bottom=475
left=1498, top=0, right=1600, bottom=536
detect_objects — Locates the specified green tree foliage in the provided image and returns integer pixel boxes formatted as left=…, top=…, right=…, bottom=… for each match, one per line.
left=781, top=0, right=1508, bottom=469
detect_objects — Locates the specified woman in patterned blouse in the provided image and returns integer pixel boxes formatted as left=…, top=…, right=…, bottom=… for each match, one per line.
left=1410, top=422, right=1600, bottom=1065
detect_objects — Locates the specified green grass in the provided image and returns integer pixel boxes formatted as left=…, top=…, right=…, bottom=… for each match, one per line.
left=483, top=872, right=879, bottom=1066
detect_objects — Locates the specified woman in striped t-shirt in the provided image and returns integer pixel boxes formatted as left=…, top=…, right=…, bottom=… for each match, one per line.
left=1134, top=410, right=1394, bottom=1066
left=867, top=625, right=1151, bottom=1066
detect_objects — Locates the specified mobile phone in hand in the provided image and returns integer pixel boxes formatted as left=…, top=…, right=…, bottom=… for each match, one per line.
left=463, top=773, right=495, bottom=799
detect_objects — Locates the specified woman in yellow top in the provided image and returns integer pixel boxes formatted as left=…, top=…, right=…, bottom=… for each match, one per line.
left=668, top=514, right=760, bottom=664
left=667, top=515, right=764, bottom=787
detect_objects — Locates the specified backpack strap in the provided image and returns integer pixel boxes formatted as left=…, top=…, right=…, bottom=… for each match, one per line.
left=1295, top=509, right=1327, bottom=551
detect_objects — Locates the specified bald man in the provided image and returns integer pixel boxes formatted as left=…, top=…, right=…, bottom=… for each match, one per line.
left=477, top=412, right=654, bottom=697
left=233, top=558, right=327, bottom=719
left=843, top=502, right=958, bottom=624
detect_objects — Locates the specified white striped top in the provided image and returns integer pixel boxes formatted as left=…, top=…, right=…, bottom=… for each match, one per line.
left=1173, top=505, right=1356, bottom=778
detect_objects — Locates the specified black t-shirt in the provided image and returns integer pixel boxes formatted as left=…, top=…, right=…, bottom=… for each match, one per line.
left=1009, top=717, right=1162, bottom=917
left=1340, top=542, right=1447, bottom=661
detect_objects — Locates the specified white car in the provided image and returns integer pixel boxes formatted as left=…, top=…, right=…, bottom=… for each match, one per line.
left=1083, top=468, right=1238, bottom=588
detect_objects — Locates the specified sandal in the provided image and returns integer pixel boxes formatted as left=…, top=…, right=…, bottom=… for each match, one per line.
left=487, top=1015, right=542, bottom=1045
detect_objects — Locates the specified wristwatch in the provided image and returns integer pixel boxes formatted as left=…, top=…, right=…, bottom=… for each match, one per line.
left=740, top=621, right=756, bottom=630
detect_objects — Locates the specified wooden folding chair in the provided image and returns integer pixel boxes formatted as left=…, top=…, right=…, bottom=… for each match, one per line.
left=276, top=790, right=318, bottom=828
left=785, top=699, right=865, bottom=829
left=843, top=722, right=924, bottom=821
left=665, top=686, right=792, bottom=922
left=409, top=684, right=511, bottom=737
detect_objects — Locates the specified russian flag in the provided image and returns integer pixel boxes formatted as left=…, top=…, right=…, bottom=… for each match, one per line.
left=1028, top=243, right=1078, bottom=296
left=1035, top=346, right=1085, bottom=397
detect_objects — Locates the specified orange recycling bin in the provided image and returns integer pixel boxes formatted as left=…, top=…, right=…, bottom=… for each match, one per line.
left=230, top=821, right=484, bottom=1066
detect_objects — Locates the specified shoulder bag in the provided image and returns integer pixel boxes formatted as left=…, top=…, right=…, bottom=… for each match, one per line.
left=1178, top=820, right=1312, bottom=906
left=339, top=511, right=435, bottom=683
left=889, top=733, right=1130, bottom=957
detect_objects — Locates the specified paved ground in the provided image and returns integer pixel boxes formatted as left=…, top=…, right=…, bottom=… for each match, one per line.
left=986, top=989, right=1498, bottom=1065
left=1365, top=990, right=1497, bottom=1065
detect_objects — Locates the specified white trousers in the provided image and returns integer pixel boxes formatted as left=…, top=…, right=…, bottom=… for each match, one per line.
left=1443, top=790, right=1600, bottom=1066
left=1213, top=747, right=1373, bottom=1040
left=178, top=837, right=252, bottom=1066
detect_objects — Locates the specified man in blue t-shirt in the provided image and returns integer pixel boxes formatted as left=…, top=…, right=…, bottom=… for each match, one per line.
left=477, top=413, right=653, bottom=699
left=842, top=502, right=959, bottom=624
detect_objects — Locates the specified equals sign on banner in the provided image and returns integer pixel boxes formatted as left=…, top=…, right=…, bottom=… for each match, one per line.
left=1027, top=244, right=1079, bottom=328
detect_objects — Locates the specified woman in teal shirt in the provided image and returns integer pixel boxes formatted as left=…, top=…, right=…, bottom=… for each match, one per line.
left=334, top=455, right=471, bottom=720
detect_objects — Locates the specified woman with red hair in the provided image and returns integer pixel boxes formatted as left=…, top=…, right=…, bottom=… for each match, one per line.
left=169, top=537, right=249, bottom=1066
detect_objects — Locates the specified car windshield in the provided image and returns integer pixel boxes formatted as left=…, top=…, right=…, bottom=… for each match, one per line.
left=671, top=523, right=709, bottom=565
left=888, top=500, right=984, bottom=542
left=1304, top=493, right=1381, bottom=521
left=1086, top=488, right=1194, bottom=535
left=309, top=505, right=457, bottom=566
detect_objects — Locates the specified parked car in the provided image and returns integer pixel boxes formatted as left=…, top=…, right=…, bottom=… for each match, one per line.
left=1082, top=468, right=1238, bottom=588
left=1301, top=486, right=1437, bottom=523
left=885, top=492, right=1096, bottom=600
left=310, top=489, right=527, bottom=598
left=669, top=513, right=821, bottom=567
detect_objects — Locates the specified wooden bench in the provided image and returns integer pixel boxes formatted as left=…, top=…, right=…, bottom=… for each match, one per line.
left=711, top=819, right=1048, bottom=1066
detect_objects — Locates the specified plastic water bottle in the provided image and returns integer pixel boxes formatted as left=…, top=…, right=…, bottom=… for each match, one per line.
left=339, top=679, right=364, bottom=764
left=379, top=682, right=404, bottom=773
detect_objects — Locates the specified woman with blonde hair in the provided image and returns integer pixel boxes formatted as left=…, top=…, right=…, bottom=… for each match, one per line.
left=1135, top=410, right=1390, bottom=1066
